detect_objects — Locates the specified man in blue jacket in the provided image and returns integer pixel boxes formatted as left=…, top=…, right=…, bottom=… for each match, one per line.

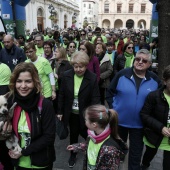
left=0, top=34, right=26, bottom=71
left=106, top=49, right=162, bottom=170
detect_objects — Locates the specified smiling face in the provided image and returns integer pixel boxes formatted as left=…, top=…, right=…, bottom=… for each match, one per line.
left=15, top=71, right=34, bottom=97
left=44, top=45, right=52, bottom=56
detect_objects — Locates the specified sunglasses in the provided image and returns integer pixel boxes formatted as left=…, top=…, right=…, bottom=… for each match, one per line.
left=81, top=34, right=85, bottom=36
left=127, top=46, right=134, bottom=49
left=69, top=46, right=76, bottom=48
left=135, top=57, right=148, bottom=64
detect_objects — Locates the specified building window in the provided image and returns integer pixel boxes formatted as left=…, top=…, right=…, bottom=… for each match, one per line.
left=89, top=4, right=91, bottom=9
left=141, top=4, right=146, bottom=13
left=84, top=3, right=86, bottom=7
left=117, top=4, right=122, bottom=13
left=104, top=2, right=109, bottom=13
left=129, top=4, right=133, bottom=13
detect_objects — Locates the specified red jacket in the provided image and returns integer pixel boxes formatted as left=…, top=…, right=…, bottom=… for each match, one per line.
left=113, top=40, right=124, bottom=55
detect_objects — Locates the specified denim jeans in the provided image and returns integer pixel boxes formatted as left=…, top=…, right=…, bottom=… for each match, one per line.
left=118, top=126, right=144, bottom=170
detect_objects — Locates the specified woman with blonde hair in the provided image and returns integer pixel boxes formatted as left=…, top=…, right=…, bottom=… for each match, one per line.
left=52, top=47, right=72, bottom=113
left=57, top=51, right=100, bottom=168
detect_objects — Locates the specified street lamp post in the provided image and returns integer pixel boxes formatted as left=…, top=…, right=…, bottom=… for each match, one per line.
left=72, top=13, right=77, bottom=28
left=83, top=17, right=88, bottom=29
left=48, top=4, right=55, bottom=28
left=10, top=0, right=17, bottom=38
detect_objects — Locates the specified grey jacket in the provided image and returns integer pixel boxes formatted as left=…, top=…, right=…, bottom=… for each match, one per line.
left=99, top=54, right=113, bottom=88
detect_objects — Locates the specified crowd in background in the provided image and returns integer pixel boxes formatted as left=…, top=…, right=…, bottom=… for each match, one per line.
left=0, top=25, right=165, bottom=170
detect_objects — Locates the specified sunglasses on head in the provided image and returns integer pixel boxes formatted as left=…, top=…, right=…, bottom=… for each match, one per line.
left=127, top=46, right=134, bottom=49
left=135, top=57, right=148, bottom=64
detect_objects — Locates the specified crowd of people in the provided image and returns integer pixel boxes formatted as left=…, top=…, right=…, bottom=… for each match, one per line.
left=0, top=25, right=168, bottom=170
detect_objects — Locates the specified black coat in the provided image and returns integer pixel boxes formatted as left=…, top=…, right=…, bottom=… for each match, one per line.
left=57, top=60, right=72, bottom=89
left=113, top=54, right=126, bottom=76
left=140, top=87, right=168, bottom=148
left=58, top=69, right=100, bottom=128
left=0, top=44, right=26, bottom=71
left=11, top=98, right=56, bottom=167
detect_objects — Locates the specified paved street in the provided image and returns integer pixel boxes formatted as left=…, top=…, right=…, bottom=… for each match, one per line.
left=53, top=134, right=163, bottom=170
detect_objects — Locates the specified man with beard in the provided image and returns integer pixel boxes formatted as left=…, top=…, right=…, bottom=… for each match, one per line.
left=87, top=31, right=93, bottom=44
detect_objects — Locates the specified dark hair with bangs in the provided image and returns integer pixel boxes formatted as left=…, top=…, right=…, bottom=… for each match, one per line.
left=79, top=41, right=95, bottom=60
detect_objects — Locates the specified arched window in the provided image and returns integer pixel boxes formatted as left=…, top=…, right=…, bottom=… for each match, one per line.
left=104, top=0, right=109, bottom=13
left=64, top=15, right=68, bottom=29
left=37, top=8, right=44, bottom=32
left=37, top=8, right=43, bottom=17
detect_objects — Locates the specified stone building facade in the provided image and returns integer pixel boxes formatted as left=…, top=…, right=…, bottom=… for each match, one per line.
left=80, top=0, right=99, bottom=29
left=25, top=0, right=79, bottom=32
left=98, top=0, right=152, bottom=29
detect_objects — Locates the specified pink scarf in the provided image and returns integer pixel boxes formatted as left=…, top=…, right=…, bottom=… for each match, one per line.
left=88, top=124, right=111, bottom=144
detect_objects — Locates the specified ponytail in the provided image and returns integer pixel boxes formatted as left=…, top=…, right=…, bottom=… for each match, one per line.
left=108, top=109, right=119, bottom=139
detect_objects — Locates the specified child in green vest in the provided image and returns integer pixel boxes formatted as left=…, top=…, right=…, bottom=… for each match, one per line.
left=67, top=104, right=128, bottom=169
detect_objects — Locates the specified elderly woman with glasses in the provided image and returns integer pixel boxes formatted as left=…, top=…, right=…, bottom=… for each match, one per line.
left=113, top=42, right=135, bottom=76
left=42, top=41, right=54, bottom=62
left=57, top=51, right=100, bottom=168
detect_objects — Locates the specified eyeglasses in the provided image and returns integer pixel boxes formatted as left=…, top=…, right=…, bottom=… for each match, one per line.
left=69, top=46, right=76, bottom=48
left=135, top=57, right=148, bottom=64
left=26, top=51, right=34, bottom=54
left=18, top=37, right=23, bottom=39
left=127, top=46, right=134, bottom=49
left=81, top=34, right=85, bottom=36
